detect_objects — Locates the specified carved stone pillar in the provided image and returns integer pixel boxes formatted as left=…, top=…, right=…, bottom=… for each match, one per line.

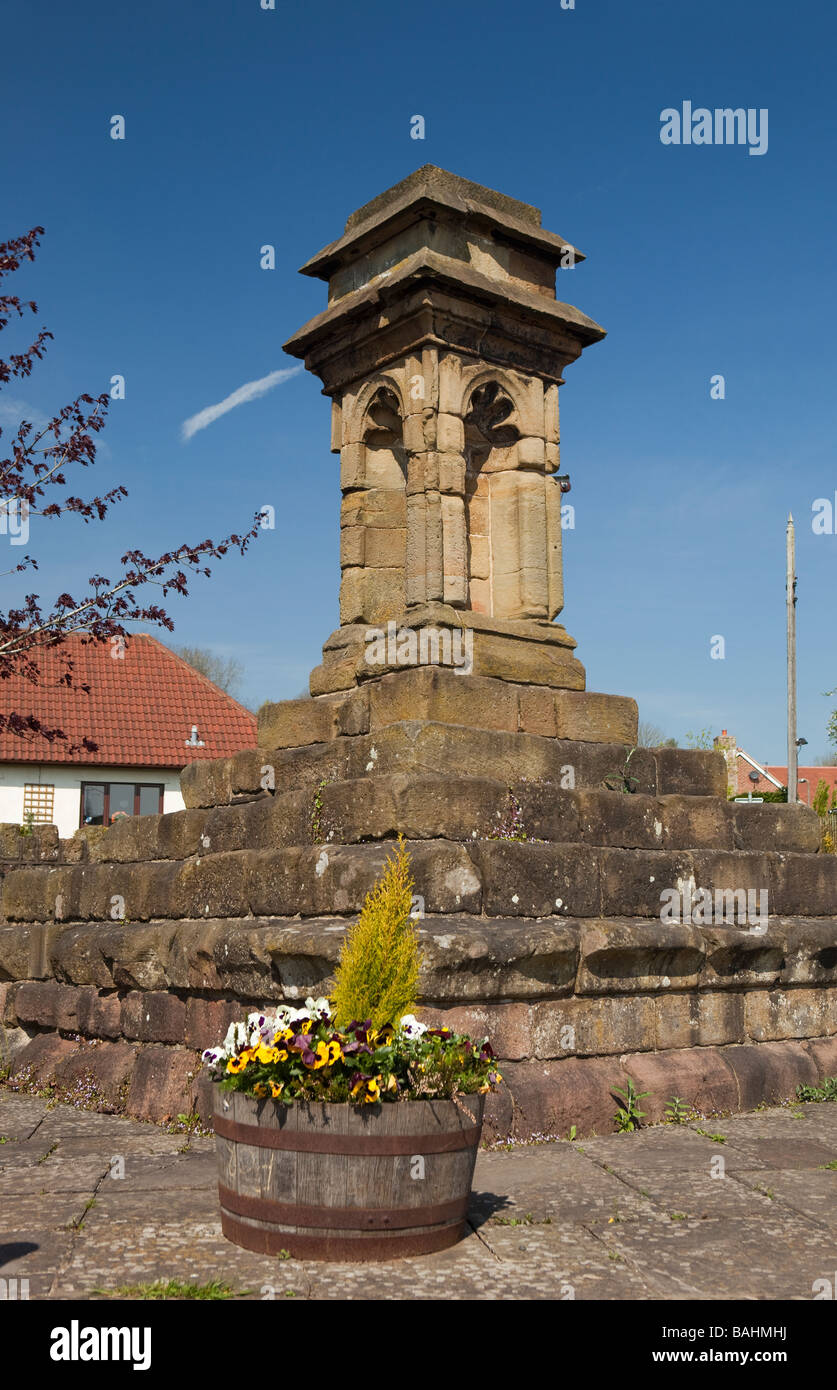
left=283, top=164, right=605, bottom=693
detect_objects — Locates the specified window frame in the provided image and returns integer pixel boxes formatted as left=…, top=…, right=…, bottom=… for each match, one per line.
left=79, top=780, right=164, bottom=828
left=23, top=782, right=56, bottom=825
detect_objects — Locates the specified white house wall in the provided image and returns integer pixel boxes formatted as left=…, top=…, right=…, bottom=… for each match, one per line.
left=0, top=763, right=185, bottom=840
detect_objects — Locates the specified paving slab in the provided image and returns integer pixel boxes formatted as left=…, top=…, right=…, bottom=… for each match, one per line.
left=0, top=1154, right=110, bottom=1195
left=0, top=1095, right=50, bottom=1141
left=471, top=1143, right=657, bottom=1226
left=731, top=1167, right=837, bottom=1228
left=599, top=1211, right=837, bottom=1301
left=577, top=1126, right=738, bottom=1174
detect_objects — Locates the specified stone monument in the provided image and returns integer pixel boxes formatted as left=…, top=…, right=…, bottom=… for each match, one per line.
left=1, top=168, right=835, bottom=1140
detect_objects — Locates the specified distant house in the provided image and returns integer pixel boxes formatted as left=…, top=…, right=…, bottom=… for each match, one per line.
left=714, top=730, right=837, bottom=805
left=0, top=634, right=257, bottom=838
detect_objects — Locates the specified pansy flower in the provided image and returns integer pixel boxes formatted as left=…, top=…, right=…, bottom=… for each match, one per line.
left=349, top=1073, right=382, bottom=1104
left=398, top=1015, right=428, bottom=1038
left=310, top=1040, right=341, bottom=1068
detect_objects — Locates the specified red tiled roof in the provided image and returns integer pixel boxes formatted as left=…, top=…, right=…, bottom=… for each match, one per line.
left=0, top=633, right=257, bottom=766
left=733, top=752, right=837, bottom=800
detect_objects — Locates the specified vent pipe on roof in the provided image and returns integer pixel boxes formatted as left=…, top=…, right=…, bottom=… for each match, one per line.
left=185, top=725, right=205, bottom=748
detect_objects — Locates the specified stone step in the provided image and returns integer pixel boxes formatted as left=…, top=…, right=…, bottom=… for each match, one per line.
left=181, top=720, right=726, bottom=809
left=4, top=913, right=836, bottom=1013
left=255, top=666, right=638, bottom=751
left=85, top=769, right=814, bottom=866
left=3, top=838, right=836, bottom=924
left=102, top=778, right=811, bottom=861
left=89, top=777, right=819, bottom=862
left=317, top=777, right=820, bottom=856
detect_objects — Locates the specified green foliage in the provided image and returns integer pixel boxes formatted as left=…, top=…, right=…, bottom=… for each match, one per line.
left=812, top=778, right=831, bottom=818
left=731, top=786, right=787, bottom=803
left=684, top=728, right=714, bottom=750
left=330, top=836, right=420, bottom=1031
left=310, top=778, right=328, bottom=842
left=664, top=1096, right=690, bottom=1125
left=94, top=1279, right=243, bottom=1300
left=603, top=747, right=639, bottom=794
left=826, top=693, right=837, bottom=750
left=612, top=1079, right=650, bottom=1132
left=796, top=1076, right=837, bottom=1103
left=164, top=1110, right=212, bottom=1138
left=18, top=810, right=34, bottom=837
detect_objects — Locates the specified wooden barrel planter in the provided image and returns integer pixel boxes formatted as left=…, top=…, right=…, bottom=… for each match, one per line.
left=213, top=1089, right=485, bottom=1262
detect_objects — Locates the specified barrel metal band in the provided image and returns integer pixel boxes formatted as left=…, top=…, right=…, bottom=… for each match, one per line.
left=213, top=1113, right=481, bottom=1154
left=219, top=1183, right=469, bottom=1231
left=220, top=1209, right=465, bottom=1261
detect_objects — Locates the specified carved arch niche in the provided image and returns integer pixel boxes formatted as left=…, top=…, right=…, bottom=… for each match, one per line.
left=361, top=385, right=407, bottom=487
left=339, top=382, right=408, bottom=623
left=463, top=379, right=530, bottom=618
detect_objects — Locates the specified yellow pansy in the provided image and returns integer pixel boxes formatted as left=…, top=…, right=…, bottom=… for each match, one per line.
left=253, top=1081, right=269, bottom=1098
left=350, top=1075, right=381, bottom=1103
left=311, top=1040, right=341, bottom=1069
left=269, top=1081, right=284, bottom=1099
left=226, top=1053, right=248, bottom=1075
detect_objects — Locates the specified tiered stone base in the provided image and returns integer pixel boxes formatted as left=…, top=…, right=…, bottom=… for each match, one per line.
left=309, top=607, right=586, bottom=695
left=1, top=669, right=835, bottom=1137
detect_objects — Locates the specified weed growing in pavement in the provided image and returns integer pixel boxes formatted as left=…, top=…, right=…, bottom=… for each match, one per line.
left=612, top=1079, right=649, bottom=1132
left=797, top=1077, right=837, bottom=1103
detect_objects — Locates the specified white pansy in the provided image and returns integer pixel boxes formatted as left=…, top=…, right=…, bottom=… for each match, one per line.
left=246, top=1011, right=273, bottom=1045
left=201, top=1047, right=223, bottom=1073
left=398, top=1014, right=428, bottom=1037
left=305, top=996, right=332, bottom=1018
left=222, top=1021, right=249, bottom=1055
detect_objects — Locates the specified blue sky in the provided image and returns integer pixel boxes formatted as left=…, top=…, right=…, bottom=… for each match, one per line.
left=3, top=0, right=836, bottom=760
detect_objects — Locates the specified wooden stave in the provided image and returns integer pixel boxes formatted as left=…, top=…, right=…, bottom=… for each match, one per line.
left=214, top=1091, right=484, bottom=1262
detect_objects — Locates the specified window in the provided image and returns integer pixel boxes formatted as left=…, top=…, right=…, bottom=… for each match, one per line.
left=80, top=782, right=164, bottom=827
left=23, top=783, right=55, bottom=824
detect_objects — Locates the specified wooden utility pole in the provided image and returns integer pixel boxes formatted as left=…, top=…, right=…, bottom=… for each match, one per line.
left=787, top=514, right=797, bottom=804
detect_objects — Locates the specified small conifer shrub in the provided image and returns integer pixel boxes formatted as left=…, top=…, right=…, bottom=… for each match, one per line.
left=330, top=835, right=420, bottom=1031
left=201, top=838, right=503, bottom=1104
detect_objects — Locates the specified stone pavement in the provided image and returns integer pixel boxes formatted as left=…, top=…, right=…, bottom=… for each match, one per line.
left=1, top=1090, right=836, bottom=1301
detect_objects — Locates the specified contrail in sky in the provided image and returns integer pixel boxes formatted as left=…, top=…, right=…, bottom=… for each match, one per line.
left=181, top=366, right=302, bottom=440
